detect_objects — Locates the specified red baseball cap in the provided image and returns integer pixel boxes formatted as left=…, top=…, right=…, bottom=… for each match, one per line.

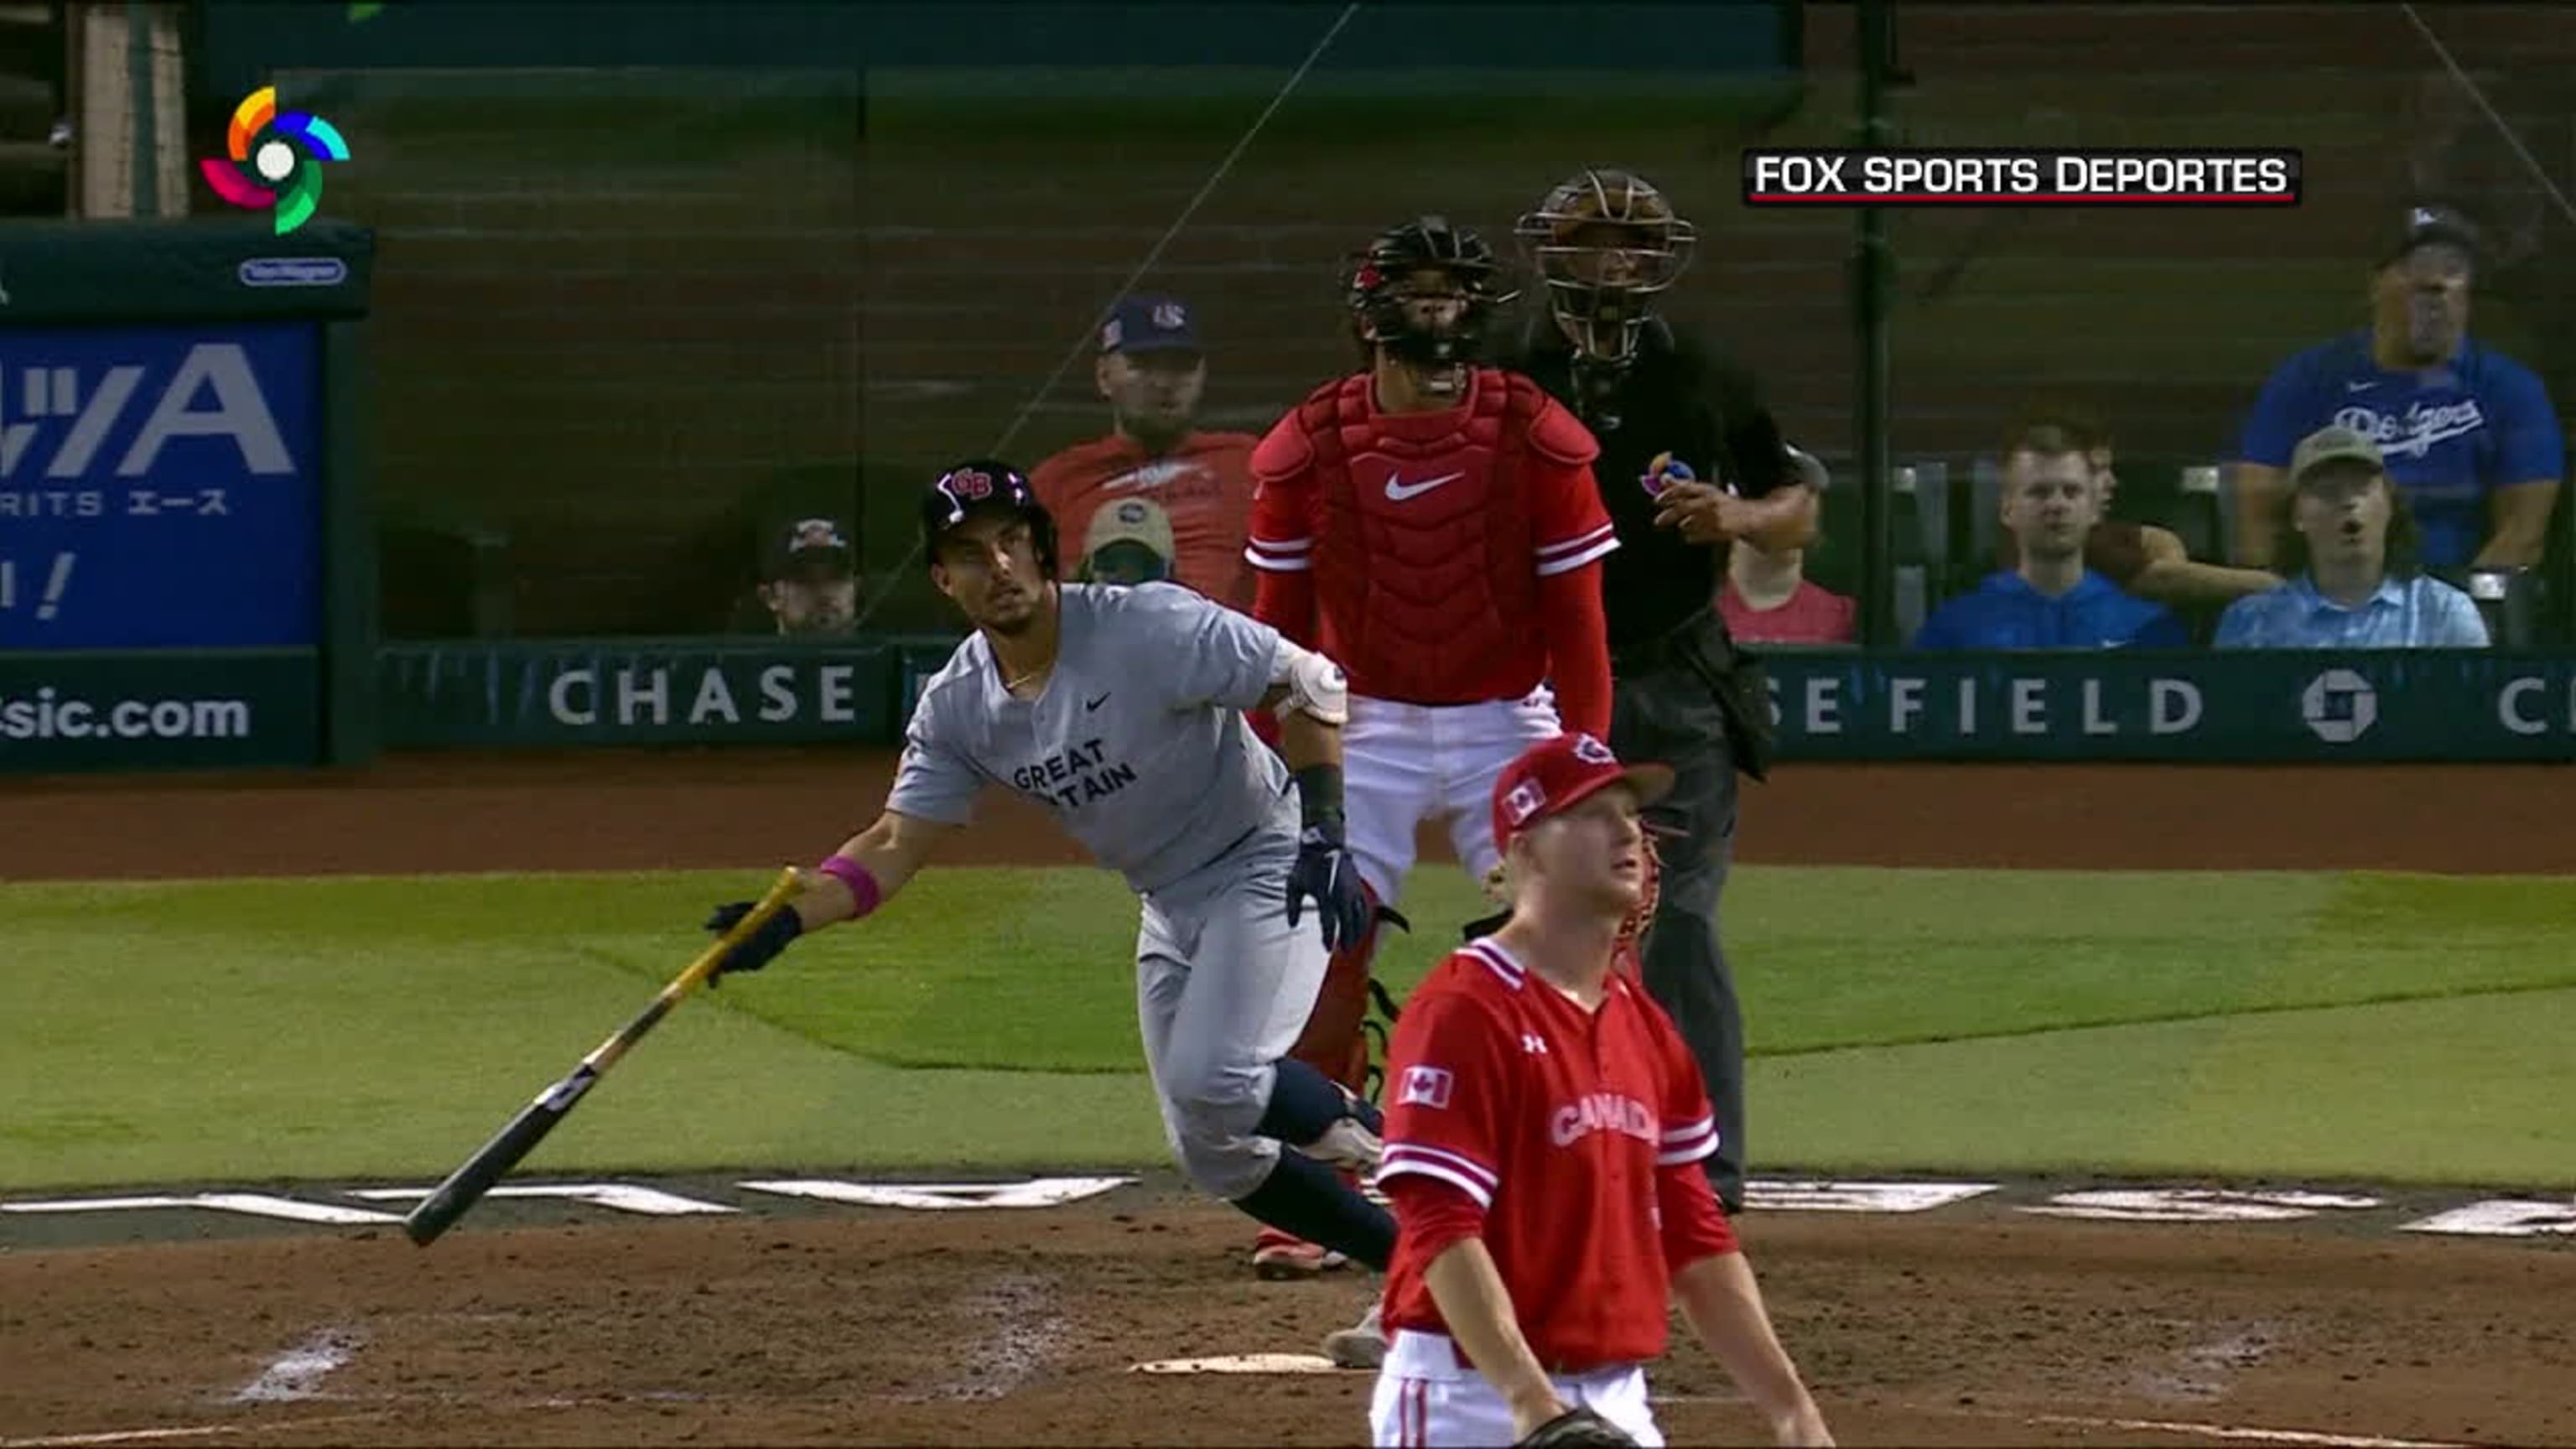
left=1492, top=733, right=1675, bottom=853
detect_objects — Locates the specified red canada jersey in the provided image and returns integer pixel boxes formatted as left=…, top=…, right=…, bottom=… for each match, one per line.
left=1377, top=936, right=1733, bottom=1372
left=1244, top=368, right=1615, bottom=705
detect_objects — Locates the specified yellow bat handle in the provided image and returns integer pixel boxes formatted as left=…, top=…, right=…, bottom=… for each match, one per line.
left=673, top=864, right=807, bottom=997
left=582, top=865, right=805, bottom=1078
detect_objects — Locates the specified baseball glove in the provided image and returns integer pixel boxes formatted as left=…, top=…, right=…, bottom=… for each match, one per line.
left=1517, top=1405, right=1639, bottom=1448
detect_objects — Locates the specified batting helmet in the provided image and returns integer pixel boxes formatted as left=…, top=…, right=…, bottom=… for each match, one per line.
left=1514, top=168, right=1698, bottom=367
left=1343, top=216, right=1519, bottom=368
left=918, top=458, right=1060, bottom=576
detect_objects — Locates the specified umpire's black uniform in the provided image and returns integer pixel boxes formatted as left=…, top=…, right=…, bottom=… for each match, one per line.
left=1493, top=315, right=1790, bottom=1213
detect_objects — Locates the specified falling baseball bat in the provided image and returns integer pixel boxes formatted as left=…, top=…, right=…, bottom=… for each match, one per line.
left=402, top=865, right=804, bottom=1248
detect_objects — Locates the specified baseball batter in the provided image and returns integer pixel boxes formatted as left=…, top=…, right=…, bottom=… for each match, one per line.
left=1245, top=216, right=1618, bottom=1297
left=1372, top=733, right=1831, bottom=1448
left=699, top=459, right=1399, bottom=1291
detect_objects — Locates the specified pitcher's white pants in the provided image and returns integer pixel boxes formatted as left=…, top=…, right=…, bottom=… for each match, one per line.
left=1369, top=1329, right=1663, bottom=1448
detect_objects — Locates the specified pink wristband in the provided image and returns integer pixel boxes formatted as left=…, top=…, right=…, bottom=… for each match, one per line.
left=814, top=855, right=882, bottom=919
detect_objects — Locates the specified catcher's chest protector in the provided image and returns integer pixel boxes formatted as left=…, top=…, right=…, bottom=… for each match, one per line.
left=1298, top=369, right=1546, bottom=701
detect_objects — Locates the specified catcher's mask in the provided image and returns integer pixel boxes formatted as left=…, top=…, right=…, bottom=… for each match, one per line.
left=1515, top=168, right=1698, bottom=372
left=1344, top=216, right=1519, bottom=371
left=918, top=458, right=1061, bottom=578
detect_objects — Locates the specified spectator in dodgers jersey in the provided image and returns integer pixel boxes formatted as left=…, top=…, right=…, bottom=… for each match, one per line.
left=2216, top=424, right=2489, bottom=650
left=2232, top=205, right=2563, bottom=571
left=1369, top=733, right=1831, bottom=1449
left=1914, top=422, right=2190, bottom=652
left=1033, top=293, right=1262, bottom=613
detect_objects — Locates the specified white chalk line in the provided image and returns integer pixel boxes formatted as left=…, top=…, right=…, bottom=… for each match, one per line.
left=1550, top=1394, right=2475, bottom=1449
left=2028, top=1415, right=2472, bottom=1448
left=0, top=1412, right=394, bottom=1449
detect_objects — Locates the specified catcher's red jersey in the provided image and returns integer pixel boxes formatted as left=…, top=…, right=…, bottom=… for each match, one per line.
left=1244, top=368, right=1615, bottom=706
left=1376, top=936, right=1735, bottom=1373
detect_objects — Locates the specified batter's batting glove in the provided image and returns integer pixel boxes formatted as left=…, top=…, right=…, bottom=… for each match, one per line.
left=1517, top=1406, right=1639, bottom=1449
left=703, top=901, right=804, bottom=985
left=1286, top=819, right=1375, bottom=953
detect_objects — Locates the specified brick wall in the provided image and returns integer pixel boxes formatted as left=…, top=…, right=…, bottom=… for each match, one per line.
left=299, top=5, right=2576, bottom=636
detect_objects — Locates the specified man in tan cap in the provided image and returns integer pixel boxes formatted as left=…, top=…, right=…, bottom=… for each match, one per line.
left=1078, top=496, right=1180, bottom=587
left=2215, top=423, right=2490, bottom=648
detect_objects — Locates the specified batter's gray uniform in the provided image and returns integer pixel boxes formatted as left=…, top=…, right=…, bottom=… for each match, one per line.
left=889, top=582, right=1327, bottom=1199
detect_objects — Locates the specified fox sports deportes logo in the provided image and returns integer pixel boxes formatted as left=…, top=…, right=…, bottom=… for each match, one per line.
left=197, top=87, right=351, bottom=235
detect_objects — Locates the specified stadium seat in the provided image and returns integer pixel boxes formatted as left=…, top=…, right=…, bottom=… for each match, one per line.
left=1950, top=457, right=2002, bottom=599
left=1891, top=465, right=1930, bottom=643
left=2541, top=467, right=2573, bottom=647
left=2456, top=566, right=2542, bottom=649
left=380, top=512, right=515, bottom=640
left=1804, top=457, right=1936, bottom=640
left=2106, top=454, right=2224, bottom=560
left=1808, top=465, right=1862, bottom=598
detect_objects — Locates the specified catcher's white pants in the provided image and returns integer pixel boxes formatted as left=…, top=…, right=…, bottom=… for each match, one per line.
left=1370, top=1329, right=1663, bottom=1447
left=1343, top=689, right=1563, bottom=906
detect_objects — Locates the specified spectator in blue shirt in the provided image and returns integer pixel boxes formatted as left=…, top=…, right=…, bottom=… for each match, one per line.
left=2216, top=423, right=2489, bottom=650
left=1915, top=421, right=2191, bottom=651
left=2231, top=205, right=2563, bottom=571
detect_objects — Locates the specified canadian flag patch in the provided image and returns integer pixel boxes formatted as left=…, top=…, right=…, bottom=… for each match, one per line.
left=1399, top=1065, right=1455, bottom=1109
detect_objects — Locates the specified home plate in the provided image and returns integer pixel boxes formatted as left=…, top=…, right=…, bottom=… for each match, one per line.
left=1130, top=1353, right=1348, bottom=1374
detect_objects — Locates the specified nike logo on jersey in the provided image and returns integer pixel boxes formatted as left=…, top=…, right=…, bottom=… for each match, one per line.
left=1085, top=692, right=1111, bottom=711
left=2346, top=380, right=2379, bottom=393
left=1384, top=470, right=1464, bottom=501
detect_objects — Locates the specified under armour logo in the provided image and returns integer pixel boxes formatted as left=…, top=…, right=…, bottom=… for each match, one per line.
left=1571, top=735, right=1617, bottom=766
left=1521, top=1034, right=1548, bottom=1056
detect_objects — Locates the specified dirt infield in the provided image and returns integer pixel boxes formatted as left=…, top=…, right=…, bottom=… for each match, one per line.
left=4, top=1183, right=2573, bottom=1448
left=10, top=748, right=2576, bottom=879
left=6, top=749, right=2575, bottom=1446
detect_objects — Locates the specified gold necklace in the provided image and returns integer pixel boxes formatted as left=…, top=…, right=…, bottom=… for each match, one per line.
left=996, top=654, right=1051, bottom=695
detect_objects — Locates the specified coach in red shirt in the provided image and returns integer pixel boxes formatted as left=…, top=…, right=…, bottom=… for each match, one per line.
left=1372, top=734, right=1831, bottom=1448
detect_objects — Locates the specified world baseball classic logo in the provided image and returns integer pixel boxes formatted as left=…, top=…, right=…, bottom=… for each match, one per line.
left=197, top=87, right=351, bottom=235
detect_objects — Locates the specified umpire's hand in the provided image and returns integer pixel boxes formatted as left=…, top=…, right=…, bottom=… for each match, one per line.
left=1286, top=819, right=1374, bottom=953
left=703, top=901, right=804, bottom=984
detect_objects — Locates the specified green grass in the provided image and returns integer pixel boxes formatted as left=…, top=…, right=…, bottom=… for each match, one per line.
left=5, top=866, right=2574, bottom=1191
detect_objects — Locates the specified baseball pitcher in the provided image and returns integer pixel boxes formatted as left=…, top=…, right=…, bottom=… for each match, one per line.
left=1373, top=734, right=1832, bottom=1448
